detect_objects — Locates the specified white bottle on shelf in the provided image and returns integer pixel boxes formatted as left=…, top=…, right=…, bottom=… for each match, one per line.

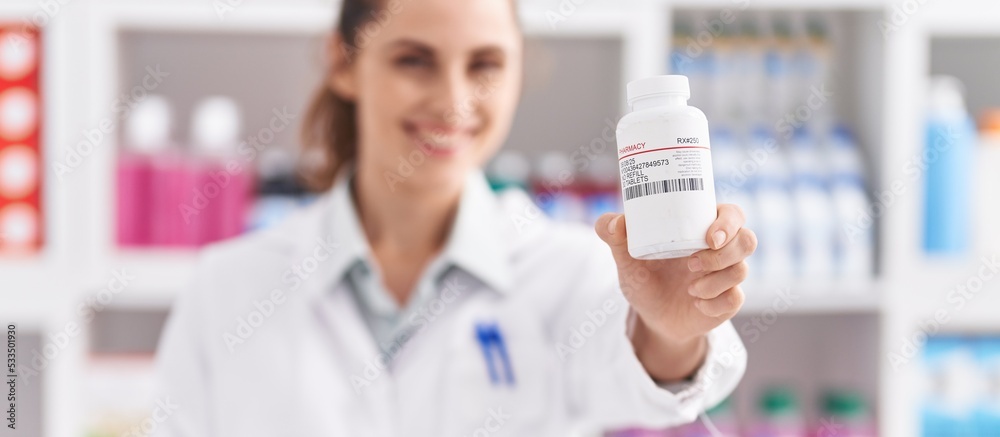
left=763, top=13, right=794, bottom=121
left=827, top=125, right=874, bottom=283
left=712, top=126, right=758, bottom=280
left=789, top=127, right=836, bottom=283
left=750, top=126, right=796, bottom=282
left=732, top=16, right=766, bottom=127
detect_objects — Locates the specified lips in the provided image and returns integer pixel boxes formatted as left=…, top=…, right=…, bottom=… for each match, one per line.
left=405, top=122, right=477, bottom=157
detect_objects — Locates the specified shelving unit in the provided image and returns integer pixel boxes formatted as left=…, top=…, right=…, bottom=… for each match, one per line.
left=3, top=0, right=1000, bottom=435
left=877, top=2, right=1000, bottom=436
left=741, top=281, right=883, bottom=314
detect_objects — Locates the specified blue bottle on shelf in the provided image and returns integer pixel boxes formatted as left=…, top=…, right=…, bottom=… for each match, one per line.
left=974, top=337, right=1000, bottom=436
left=923, top=76, right=975, bottom=255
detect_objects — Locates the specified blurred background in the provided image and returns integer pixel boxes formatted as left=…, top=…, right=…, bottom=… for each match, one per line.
left=1, top=0, right=999, bottom=435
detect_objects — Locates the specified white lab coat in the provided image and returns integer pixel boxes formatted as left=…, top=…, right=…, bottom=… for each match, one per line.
left=153, top=168, right=746, bottom=437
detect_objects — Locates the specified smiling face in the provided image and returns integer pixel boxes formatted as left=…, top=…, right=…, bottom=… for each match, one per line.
left=330, top=0, right=523, bottom=193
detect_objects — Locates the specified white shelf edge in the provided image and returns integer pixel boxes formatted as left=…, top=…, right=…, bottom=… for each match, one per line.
left=665, top=0, right=887, bottom=10
left=95, top=2, right=336, bottom=35
left=95, top=250, right=200, bottom=299
left=740, top=280, right=883, bottom=314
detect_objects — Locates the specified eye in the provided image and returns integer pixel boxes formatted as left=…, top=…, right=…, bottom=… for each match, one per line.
left=396, top=54, right=432, bottom=69
left=469, top=56, right=503, bottom=72
left=471, top=58, right=502, bottom=73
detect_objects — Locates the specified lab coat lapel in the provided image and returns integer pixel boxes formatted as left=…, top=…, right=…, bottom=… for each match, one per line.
left=282, top=166, right=398, bottom=435
left=308, top=279, right=399, bottom=436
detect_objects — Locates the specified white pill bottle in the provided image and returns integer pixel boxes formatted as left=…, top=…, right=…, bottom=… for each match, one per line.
left=616, top=75, right=717, bottom=259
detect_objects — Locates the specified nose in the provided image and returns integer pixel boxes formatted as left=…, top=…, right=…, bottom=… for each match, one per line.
left=431, top=64, right=476, bottom=127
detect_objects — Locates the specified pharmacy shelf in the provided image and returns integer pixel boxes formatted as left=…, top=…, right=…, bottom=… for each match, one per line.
left=1, top=0, right=80, bottom=287
left=104, top=250, right=199, bottom=298
left=95, top=1, right=336, bottom=34
left=741, top=281, right=882, bottom=314
left=526, top=0, right=893, bottom=10
left=877, top=2, right=1000, bottom=436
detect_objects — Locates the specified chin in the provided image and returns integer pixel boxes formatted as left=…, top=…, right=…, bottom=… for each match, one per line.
left=377, top=149, right=473, bottom=193
left=408, top=160, right=476, bottom=191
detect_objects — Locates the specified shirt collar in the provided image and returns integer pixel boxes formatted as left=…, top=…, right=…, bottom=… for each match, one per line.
left=310, top=164, right=514, bottom=299
left=441, top=166, right=514, bottom=295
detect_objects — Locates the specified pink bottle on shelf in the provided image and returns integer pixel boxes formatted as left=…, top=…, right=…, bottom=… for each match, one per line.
left=155, top=149, right=198, bottom=247
left=188, top=96, right=252, bottom=246
left=116, top=153, right=151, bottom=247
left=117, top=95, right=191, bottom=247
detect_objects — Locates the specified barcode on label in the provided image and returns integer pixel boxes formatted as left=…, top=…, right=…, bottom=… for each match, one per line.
left=624, top=178, right=704, bottom=201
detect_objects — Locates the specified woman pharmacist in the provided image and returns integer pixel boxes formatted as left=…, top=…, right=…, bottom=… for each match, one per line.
left=153, top=0, right=756, bottom=435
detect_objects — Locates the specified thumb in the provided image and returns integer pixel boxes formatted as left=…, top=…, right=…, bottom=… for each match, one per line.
left=594, top=213, right=632, bottom=262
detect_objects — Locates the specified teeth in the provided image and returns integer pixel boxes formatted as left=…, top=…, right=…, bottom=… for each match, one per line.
left=418, top=132, right=458, bottom=149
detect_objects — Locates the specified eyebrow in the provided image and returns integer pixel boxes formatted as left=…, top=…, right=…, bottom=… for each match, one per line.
left=386, top=39, right=434, bottom=56
left=385, top=38, right=507, bottom=58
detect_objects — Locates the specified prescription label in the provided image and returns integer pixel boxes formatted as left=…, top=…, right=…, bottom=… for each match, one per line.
left=618, top=144, right=711, bottom=202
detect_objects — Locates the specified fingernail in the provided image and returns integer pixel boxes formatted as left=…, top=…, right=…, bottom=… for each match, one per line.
left=607, top=215, right=620, bottom=235
left=688, top=256, right=703, bottom=272
left=712, top=230, right=726, bottom=249
left=687, top=285, right=699, bottom=297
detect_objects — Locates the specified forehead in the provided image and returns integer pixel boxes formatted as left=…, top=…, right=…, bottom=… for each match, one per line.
left=366, top=0, right=522, bottom=54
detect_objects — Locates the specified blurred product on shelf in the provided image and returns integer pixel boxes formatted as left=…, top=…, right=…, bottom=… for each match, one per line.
left=115, top=95, right=174, bottom=246
left=605, top=428, right=668, bottom=437
left=919, top=335, right=1000, bottom=436
left=116, top=95, right=255, bottom=249
left=673, top=12, right=833, bottom=131
left=748, top=387, right=807, bottom=437
left=189, top=96, right=254, bottom=243
left=83, top=361, right=157, bottom=437
left=789, top=127, right=835, bottom=281
left=747, top=127, right=796, bottom=281
left=827, top=127, right=873, bottom=282
left=247, top=146, right=314, bottom=231
left=818, top=390, right=876, bottom=437
left=0, top=25, right=43, bottom=254
left=976, top=338, right=1000, bottom=435
left=534, top=151, right=588, bottom=222
left=485, top=149, right=622, bottom=227
left=671, top=396, right=740, bottom=437
left=923, top=76, right=975, bottom=255
left=980, top=110, right=1000, bottom=148
left=606, top=388, right=876, bottom=436
left=486, top=149, right=531, bottom=192
left=710, top=127, right=754, bottom=215
left=975, top=109, right=1000, bottom=255
left=672, top=11, right=873, bottom=283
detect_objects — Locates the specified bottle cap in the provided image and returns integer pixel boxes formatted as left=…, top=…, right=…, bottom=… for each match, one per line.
left=760, top=386, right=799, bottom=417
left=927, top=75, right=967, bottom=114
left=979, top=109, right=1000, bottom=136
left=191, top=96, right=242, bottom=155
left=626, top=75, right=690, bottom=104
left=822, top=390, right=867, bottom=419
left=125, top=94, right=172, bottom=153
